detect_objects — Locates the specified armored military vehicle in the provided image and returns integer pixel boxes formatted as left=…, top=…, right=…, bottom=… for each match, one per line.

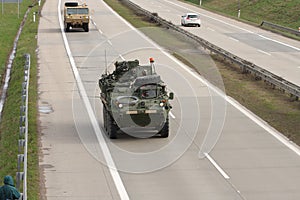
left=99, top=58, right=174, bottom=139
left=64, top=2, right=89, bottom=32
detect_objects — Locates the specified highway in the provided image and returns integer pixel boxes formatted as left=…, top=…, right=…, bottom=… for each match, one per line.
left=130, top=0, right=300, bottom=87
left=38, top=0, right=300, bottom=199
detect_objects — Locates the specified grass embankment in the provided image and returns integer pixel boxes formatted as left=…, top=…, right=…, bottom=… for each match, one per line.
left=0, top=1, right=40, bottom=199
left=104, top=0, right=300, bottom=145
left=185, top=0, right=300, bottom=29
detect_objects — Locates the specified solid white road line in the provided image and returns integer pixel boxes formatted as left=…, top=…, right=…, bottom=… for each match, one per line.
left=57, top=1, right=130, bottom=200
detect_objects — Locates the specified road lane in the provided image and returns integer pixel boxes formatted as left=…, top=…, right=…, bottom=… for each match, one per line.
left=38, top=0, right=300, bottom=199
left=38, top=0, right=122, bottom=199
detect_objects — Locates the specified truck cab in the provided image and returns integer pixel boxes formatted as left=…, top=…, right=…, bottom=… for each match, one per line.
left=64, top=2, right=90, bottom=32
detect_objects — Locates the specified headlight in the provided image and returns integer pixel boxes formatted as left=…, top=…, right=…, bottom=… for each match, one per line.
left=159, top=102, right=164, bottom=107
left=118, top=103, right=123, bottom=108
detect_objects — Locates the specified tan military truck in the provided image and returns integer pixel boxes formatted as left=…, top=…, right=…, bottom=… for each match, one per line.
left=64, top=2, right=90, bottom=32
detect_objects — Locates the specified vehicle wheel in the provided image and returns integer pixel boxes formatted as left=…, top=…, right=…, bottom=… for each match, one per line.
left=103, top=106, right=107, bottom=131
left=198, top=24, right=201, bottom=27
left=107, top=113, right=118, bottom=139
left=159, top=117, right=169, bottom=138
left=83, top=23, right=89, bottom=32
left=65, top=23, right=70, bottom=32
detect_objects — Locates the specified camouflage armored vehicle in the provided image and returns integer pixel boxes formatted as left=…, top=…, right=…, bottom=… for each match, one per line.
left=64, top=2, right=89, bottom=32
left=99, top=58, right=174, bottom=139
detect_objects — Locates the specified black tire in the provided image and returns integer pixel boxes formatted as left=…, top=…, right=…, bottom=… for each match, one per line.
left=83, top=23, right=89, bottom=32
left=103, top=106, right=107, bottom=131
left=107, top=113, right=118, bottom=139
left=198, top=24, right=201, bottom=27
left=65, top=23, right=70, bottom=32
left=159, top=117, right=169, bottom=138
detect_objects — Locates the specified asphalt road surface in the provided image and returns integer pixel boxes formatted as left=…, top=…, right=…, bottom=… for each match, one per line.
left=130, top=0, right=300, bottom=87
left=38, top=0, right=300, bottom=199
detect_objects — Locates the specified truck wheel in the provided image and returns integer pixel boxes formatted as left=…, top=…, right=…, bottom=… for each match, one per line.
left=107, top=114, right=118, bottom=139
left=103, top=106, right=107, bottom=131
left=84, top=23, right=89, bottom=32
left=159, top=117, right=169, bottom=138
left=65, top=23, right=70, bottom=32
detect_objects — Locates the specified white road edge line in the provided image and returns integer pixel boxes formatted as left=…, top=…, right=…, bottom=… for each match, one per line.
left=103, top=0, right=300, bottom=158
left=205, top=153, right=230, bottom=179
left=57, top=1, right=130, bottom=200
left=258, top=49, right=271, bottom=56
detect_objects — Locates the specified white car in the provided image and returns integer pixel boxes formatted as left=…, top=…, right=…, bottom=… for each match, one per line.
left=181, top=13, right=201, bottom=27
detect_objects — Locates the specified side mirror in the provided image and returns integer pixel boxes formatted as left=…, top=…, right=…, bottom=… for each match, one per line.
left=169, top=92, right=174, bottom=100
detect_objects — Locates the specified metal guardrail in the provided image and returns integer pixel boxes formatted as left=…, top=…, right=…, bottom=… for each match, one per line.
left=122, top=0, right=300, bottom=100
left=16, top=53, right=30, bottom=200
left=261, top=21, right=300, bottom=37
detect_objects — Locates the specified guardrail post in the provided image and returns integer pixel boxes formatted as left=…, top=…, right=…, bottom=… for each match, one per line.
left=20, top=115, right=26, bottom=125
left=20, top=105, right=26, bottom=115
left=18, top=139, right=26, bottom=153
left=16, top=172, right=24, bottom=190
left=290, top=94, right=299, bottom=101
left=17, top=154, right=24, bottom=172
left=33, top=12, right=36, bottom=22
left=19, top=126, right=26, bottom=137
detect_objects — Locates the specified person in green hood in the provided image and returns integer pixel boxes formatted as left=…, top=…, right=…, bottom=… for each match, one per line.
left=0, top=175, right=21, bottom=200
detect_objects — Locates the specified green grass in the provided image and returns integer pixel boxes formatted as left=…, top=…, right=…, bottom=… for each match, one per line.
left=0, top=3, right=26, bottom=79
left=184, top=0, right=300, bottom=29
left=0, top=0, right=40, bottom=199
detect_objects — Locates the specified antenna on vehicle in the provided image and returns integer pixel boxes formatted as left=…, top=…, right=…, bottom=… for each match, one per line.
left=105, top=49, right=108, bottom=75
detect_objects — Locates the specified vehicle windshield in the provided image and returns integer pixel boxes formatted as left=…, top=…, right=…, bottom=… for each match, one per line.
left=139, top=84, right=160, bottom=99
left=188, top=14, right=198, bottom=19
left=67, top=8, right=89, bottom=15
